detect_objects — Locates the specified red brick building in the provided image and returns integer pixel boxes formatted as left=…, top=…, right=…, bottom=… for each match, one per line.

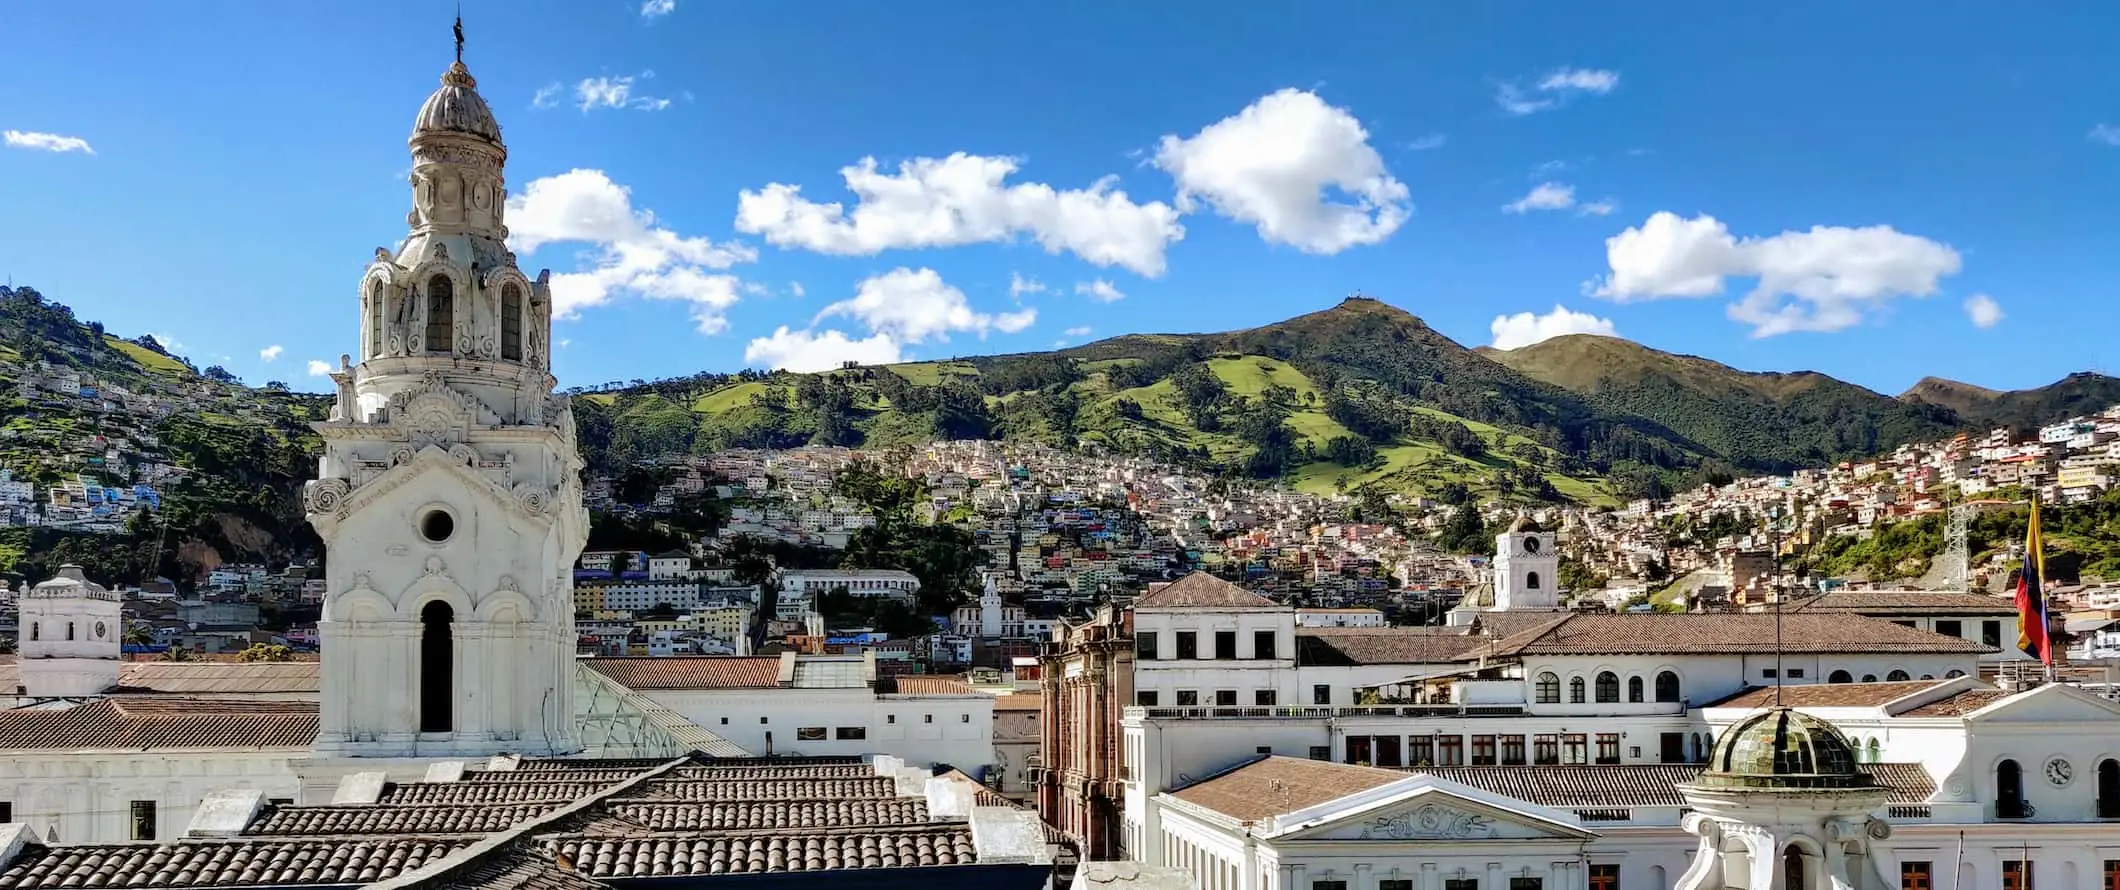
left=1035, top=604, right=1133, bottom=860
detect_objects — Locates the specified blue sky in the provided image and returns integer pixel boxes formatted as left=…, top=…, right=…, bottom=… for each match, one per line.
left=4, top=1, right=2118, bottom=395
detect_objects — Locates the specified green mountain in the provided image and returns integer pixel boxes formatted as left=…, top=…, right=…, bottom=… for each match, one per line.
left=0, top=286, right=328, bottom=588
left=1478, top=333, right=1960, bottom=472
left=1901, top=372, right=2120, bottom=432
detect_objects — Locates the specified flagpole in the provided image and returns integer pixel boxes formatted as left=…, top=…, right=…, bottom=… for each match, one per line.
left=2034, top=491, right=2056, bottom=685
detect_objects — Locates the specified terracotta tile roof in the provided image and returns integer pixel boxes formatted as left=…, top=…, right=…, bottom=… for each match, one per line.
left=1169, top=756, right=1404, bottom=821
left=1133, top=573, right=1279, bottom=610
left=992, top=693, right=1044, bottom=712
left=430, top=847, right=609, bottom=890
left=1702, top=681, right=1950, bottom=709
left=247, top=803, right=561, bottom=836
left=464, top=769, right=647, bottom=784
left=379, top=781, right=617, bottom=806
left=888, top=675, right=977, bottom=695
left=0, top=698, right=318, bottom=751
left=1901, top=688, right=2014, bottom=716
left=544, top=825, right=978, bottom=877
left=1295, top=628, right=1488, bottom=666
left=511, top=757, right=672, bottom=772
left=580, top=656, right=782, bottom=690
left=631, top=777, right=898, bottom=802
left=1487, top=613, right=1996, bottom=657
left=0, top=837, right=468, bottom=889
left=669, top=761, right=878, bottom=781
left=1788, top=589, right=2019, bottom=616
left=1419, top=763, right=1934, bottom=807
left=116, top=661, right=322, bottom=694
left=601, top=798, right=929, bottom=831
left=1168, top=757, right=1936, bottom=822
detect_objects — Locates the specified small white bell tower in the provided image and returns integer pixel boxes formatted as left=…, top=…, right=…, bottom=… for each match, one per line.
left=1493, top=516, right=1559, bottom=612
left=18, top=565, right=124, bottom=698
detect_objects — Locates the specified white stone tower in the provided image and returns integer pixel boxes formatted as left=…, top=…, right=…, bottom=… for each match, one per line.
left=18, top=565, right=123, bottom=698
left=304, top=27, right=587, bottom=758
left=1492, top=516, right=1559, bottom=612
left=1675, top=708, right=1894, bottom=890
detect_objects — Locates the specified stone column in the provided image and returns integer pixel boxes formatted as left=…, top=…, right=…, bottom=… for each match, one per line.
left=1353, top=863, right=1372, bottom=890
left=1418, top=863, right=1438, bottom=890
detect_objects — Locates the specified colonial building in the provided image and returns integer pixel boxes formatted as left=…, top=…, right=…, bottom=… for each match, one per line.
left=1037, top=603, right=1134, bottom=861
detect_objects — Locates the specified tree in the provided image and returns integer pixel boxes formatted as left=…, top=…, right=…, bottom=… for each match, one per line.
left=237, top=643, right=296, bottom=662
left=203, top=365, right=239, bottom=384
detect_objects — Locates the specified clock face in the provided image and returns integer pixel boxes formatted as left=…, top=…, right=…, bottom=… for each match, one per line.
left=94, top=621, right=107, bottom=639
left=2046, top=758, right=2073, bottom=786
left=1523, top=537, right=1541, bottom=554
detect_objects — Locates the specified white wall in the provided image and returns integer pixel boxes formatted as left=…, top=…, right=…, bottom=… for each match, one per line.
left=1133, top=608, right=1297, bottom=706
left=638, top=687, right=993, bottom=771
left=0, top=749, right=303, bottom=844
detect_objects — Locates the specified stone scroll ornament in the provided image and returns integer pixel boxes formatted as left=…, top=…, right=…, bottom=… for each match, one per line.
left=304, top=478, right=351, bottom=516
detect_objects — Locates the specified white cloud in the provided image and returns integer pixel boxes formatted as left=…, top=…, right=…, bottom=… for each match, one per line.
left=306, top=359, right=333, bottom=377
left=743, top=327, right=903, bottom=372
left=1009, top=273, right=1049, bottom=298
left=1496, top=67, right=1621, bottom=116
left=1590, top=211, right=1963, bottom=337
left=735, top=153, right=1184, bottom=277
left=1490, top=305, right=1620, bottom=350
left=1577, top=200, right=1616, bottom=217
left=2090, top=124, right=2120, bottom=147
left=258, top=345, right=283, bottom=362
left=640, top=0, right=675, bottom=18
left=1154, top=88, right=1410, bottom=254
left=1538, top=68, right=1620, bottom=94
left=1075, top=279, right=1125, bottom=303
left=1503, top=182, right=1576, bottom=214
left=531, top=83, right=563, bottom=109
left=4, top=130, right=93, bottom=154
left=1064, top=326, right=1092, bottom=337
left=573, top=75, right=669, bottom=112
left=788, top=282, right=806, bottom=298
left=816, top=267, right=1035, bottom=344
left=506, top=168, right=757, bottom=331
left=1965, top=293, right=2004, bottom=329
left=1406, top=134, right=1447, bottom=151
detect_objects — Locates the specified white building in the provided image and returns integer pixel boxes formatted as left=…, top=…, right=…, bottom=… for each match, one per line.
left=778, top=568, right=922, bottom=601
left=1492, top=520, right=1558, bottom=612
left=1296, top=608, right=1387, bottom=628
left=16, top=565, right=123, bottom=698
left=582, top=653, right=995, bottom=770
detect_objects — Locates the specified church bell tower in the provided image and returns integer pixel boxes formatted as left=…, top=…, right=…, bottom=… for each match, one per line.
left=305, top=24, right=587, bottom=758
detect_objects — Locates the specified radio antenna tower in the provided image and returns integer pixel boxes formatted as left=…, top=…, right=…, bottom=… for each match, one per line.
left=1944, top=500, right=1974, bottom=593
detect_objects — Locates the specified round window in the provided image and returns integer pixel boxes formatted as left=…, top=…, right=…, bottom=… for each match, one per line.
left=94, top=621, right=107, bottom=639
left=419, top=509, right=455, bottom=543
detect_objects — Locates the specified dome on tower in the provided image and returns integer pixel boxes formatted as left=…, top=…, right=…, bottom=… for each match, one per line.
left=27, top=564, right=118, bottom=601
left=1694, top=706, right=1875, bottom=790
left=411, top=61, right=503, bottom=145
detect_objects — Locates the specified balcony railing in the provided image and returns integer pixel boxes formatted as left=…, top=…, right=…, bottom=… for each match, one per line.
left=1126, top=704, right=1529, bottom=720
left=1886, top=805, right=1932, bottom=820
left=1997, top=799, right=2035, bottom=820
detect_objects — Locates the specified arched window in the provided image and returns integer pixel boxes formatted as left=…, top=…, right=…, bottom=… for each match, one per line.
left=1887, top=669, right=1911, bottom=682
left=1866, top=738, right=1881, bottom=763
left=1783, top=845, right=1806, bottom=890
left=1595, top=671, right=1620, bottom=703
left=1525, top=571, right=1541, bottom=590
left=1568, top=676, right=1586, bottom=704
left=28, top=622, right=36, bottom=642
left=1946, top=669, right=1966, bottom=679
left=420, top=600, right=455, bottom=733
left=369, top=280, right=384, bottom=359
left=1997, top=759, right=2029, bottom=819
left=1861, top=674, right=1878, bottom=683
left=1535, top=671, right=1561, bottom=704
left=501, top=283, right=523, bottom=361
left=1829, top=669, right=1853, bottom=683
left=1628, top=675, right=1644, bottom=703
left=425, top=276, right=454, bottom=354
left=1654, top=670, right=1681, bottom=703
left=66, top=622, right=75, bottom=641
left=2098, top=758, right=2120, bottom=819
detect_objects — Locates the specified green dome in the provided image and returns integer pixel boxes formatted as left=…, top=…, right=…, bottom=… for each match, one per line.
left=1695, top=707, right=1877, bottom=790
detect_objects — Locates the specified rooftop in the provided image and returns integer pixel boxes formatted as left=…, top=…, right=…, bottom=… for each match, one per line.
left=1295, top=628, right=1488, bottom=666
left=0, top=698, right=318, bottom=751
left=1701, top=680, right=1947, bottom=710
left=0, top=753, right=1061, bottom=890
left=579, top=657, right=780, bottom=691
left=1785, top=589, right=2019, bottom=616
left=1486, top=613, right=1997, bottom=658
left=1132, top=573, right=1278, bottom=610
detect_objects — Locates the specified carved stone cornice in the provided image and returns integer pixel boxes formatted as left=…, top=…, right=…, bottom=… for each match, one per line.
left=307, top=444, right=557, bottom=535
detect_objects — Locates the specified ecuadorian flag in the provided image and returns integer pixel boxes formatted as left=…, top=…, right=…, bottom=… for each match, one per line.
left=2016, top=499, right=2054, bottom=665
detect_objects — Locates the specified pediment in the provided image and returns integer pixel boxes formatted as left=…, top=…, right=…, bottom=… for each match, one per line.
left=1269, top=778, right=1593, bottom=843
left=1965, top=683, right=2120, bottom=724
left=310, top=445, right=556, bottom=535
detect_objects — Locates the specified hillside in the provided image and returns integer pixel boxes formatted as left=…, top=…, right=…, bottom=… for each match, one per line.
left=1901, top=372, right=2120, bottom=432
left=1482, top=334, right=1959, bottom=472
left=0, top=286, right=328, bottom=588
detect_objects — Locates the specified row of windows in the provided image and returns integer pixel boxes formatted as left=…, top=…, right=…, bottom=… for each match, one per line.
left=1534, top=670, right=1681, bottom=705
left=714, top=713, right=974, bottom=726
left=1300, top=861, right=2114, bottom=890
left=1996, top=756, right=2120, bottom=820
left=1823, top=668, right=1965, bottom=683
left=1139, top=683, right=1357, bottom=708
left=1314, top=872, right=1616, bottom=890
left=1344, top=732, right=1627, bottom=768
left=795, top=727, right=868, bottom=741
left=1135, top=630, right=1277, bottom=661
